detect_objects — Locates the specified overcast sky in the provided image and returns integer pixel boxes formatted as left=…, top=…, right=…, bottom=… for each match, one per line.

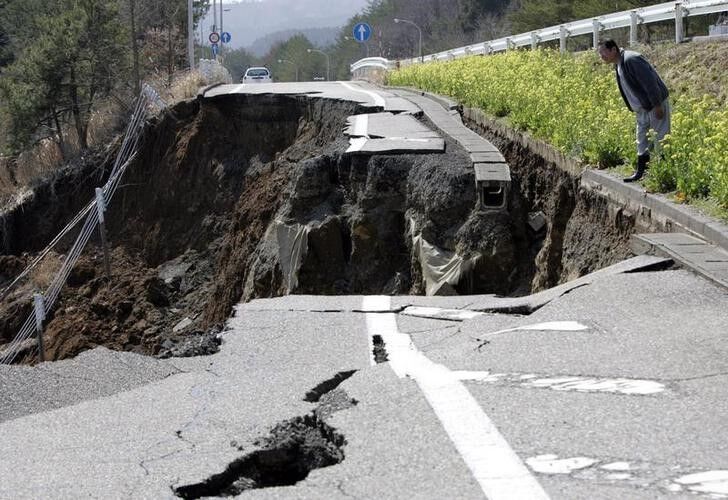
left=201, top=0, right=369, bottom=48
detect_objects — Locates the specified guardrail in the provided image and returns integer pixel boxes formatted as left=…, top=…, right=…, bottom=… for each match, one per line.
left=350, top=0, right=728, bottom=72
left=0, top=84, right=166, bottom=365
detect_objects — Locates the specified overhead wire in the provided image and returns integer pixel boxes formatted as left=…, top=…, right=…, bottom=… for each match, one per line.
left=1, top=86, right=165, bottom=365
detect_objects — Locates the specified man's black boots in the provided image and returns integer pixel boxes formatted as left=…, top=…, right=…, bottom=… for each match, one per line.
left=624, top=153, right=650, bottom=182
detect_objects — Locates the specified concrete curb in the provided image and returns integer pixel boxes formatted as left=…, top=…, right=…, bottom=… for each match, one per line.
left=386, top=86, right=461, bottom=111
left=390, top=86, right=728, bottom=253
left=583, top=170, right=728, bottom=251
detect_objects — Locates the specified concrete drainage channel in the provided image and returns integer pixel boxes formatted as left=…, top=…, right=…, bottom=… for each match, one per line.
left=0, top=90, right=679, bottom=363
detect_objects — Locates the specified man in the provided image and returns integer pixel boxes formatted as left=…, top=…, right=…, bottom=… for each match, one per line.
left=597, top=39, right=670, bottom=182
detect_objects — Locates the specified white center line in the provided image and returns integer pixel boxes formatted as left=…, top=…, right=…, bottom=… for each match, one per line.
left=339, top=81, right=386, bottom=108
left=352, top=114, right=369, bottom=137
left=363, top=296, right=549, bottom=500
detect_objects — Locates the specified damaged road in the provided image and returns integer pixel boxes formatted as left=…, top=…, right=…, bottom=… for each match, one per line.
left=2, top=258, right=728, bottom=498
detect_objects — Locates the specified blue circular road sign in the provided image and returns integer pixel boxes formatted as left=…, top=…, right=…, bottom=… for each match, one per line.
left=221, top=32, right=232, bottom=44
left=353, top=22, right=372, bottom=42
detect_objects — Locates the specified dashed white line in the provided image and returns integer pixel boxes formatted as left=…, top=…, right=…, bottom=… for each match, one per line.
left=339, top=81, right=386, bottom=108
left=363, top=296, right=549, bottom=500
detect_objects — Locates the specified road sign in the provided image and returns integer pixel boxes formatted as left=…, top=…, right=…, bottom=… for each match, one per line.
left=353, top=22, right=371, bottom=42
left=221, top=32, right=232, bottom=44
left=211, top=43, right=219, bottom=57
left=209, top=32, right=220, bottom=44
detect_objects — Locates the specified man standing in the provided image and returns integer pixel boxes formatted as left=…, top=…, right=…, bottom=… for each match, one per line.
left=597, top=39, right=670, bottom=182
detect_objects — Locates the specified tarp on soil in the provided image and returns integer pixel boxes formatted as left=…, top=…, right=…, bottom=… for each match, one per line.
left=412, top=233, right=480, bottom=296
left=276, top=220, right=310, bottom=291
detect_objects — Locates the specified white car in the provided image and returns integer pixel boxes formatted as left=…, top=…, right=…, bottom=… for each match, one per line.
left=242, top=67, right=272, bottom=83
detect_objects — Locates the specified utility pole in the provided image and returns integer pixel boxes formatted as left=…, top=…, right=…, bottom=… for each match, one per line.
left=212, top=0, right=217, bottom=33
left=187, top=0, right=194, bottom=69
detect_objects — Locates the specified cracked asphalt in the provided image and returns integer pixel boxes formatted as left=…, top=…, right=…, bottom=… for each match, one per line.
left=1, top=256, right=728, bottom=499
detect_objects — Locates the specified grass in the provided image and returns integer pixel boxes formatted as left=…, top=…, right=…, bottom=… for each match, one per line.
left=389, top=40, right=728, bottom=220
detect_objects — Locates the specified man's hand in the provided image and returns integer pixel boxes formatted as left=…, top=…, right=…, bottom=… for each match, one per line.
left=654, top=104, right=664, bottom=120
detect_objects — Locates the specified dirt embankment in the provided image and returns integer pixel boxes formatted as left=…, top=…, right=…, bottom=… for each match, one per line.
left=1, top=91, right=643, bottom=364
left=466, top=114, right=640, bottom=291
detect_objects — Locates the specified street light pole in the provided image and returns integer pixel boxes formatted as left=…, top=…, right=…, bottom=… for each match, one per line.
left=394, top=18, right=422, bottom=62
left=307, top=48, right=330, bottom=81
left=278, top=59, right=299, bottom=82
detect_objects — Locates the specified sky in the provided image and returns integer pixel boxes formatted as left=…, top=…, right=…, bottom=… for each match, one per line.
left=200, top=0, right=370, bottom=49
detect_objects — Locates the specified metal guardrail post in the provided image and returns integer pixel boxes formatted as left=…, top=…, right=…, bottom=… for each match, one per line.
left=33, top=293, right=45, bottom=362
left=593, top=19, right=602, bottom=48
left=95, top=188, right=112, bottom=280
left=531, top=32, right=539, bottom=50
left=559, top=26, right=568, bottom=52
left=630, top=10, right=640, bottom=46
left=675, top=2, right=686, bottom=43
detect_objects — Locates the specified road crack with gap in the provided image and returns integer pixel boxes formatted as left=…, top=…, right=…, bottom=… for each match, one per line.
left=173, top=386, right=357, bottom=499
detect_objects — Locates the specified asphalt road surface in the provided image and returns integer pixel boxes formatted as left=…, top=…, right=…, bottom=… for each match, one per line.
left=2, top=82, right=728, bottom=499
left=2, top=255, right=728, bottom=499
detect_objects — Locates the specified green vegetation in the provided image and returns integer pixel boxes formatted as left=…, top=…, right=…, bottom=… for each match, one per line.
left=388, top=42, right=728, bottom=209
left=0, top=0, right=210, bottom=157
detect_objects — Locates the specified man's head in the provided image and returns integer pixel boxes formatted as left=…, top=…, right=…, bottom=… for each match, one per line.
left=597, top=39, right=620, bottom=64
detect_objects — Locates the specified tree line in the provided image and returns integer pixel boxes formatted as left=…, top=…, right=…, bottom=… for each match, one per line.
left=218, top=0, right=677, bottom=84
left=0, top=0, right=696, bottom=161
left=0, top=0, right=210, bottom=158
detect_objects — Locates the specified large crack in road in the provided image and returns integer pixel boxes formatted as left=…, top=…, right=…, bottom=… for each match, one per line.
left=1, top=83, right=650, bottom=366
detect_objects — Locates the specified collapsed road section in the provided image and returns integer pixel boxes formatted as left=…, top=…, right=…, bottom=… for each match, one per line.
left=1, top=81, right=646, bottom=363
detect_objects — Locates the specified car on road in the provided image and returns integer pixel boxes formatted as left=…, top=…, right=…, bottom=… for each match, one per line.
left=242, top=67, right=272, bottom=83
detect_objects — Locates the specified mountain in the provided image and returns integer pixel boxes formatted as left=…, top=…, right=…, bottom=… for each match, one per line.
left=248, top=27, right=340, bottom=56
left=199, top=0, right=370, bottom=50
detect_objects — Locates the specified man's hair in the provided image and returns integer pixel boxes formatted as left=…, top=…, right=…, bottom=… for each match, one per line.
left=598, top=39, right=619, bottom=50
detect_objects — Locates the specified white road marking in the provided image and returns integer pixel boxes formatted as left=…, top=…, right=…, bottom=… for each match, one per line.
left=346, top=137, right=367, bottom=153
left=526, top=455, right=599, bottom=474
left=339, top=81, right=386, bottom=108
left=454, top=371, right=666, bottom=395
left=483, top=321, right=590, bottom=338
left=363, top=296, right=549, bottom=500
left=605, top=473, right=632, bottom=480
left=402, top=306, right=484, bottom=321
left=524, top=376, right=665, bottom=395
left=352, top=114, right=369, bottom=137
left=674, top=470, right=728, bottom=495
left=601, top=462, right=632, bottom=471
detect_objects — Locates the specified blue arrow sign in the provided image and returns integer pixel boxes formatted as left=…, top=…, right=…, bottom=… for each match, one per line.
left=353, top=22, right=371, bottom=42
left=221, top=32, right=232, bottom=44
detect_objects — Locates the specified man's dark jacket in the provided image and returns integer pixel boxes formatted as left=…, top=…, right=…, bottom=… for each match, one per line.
left=616, top=50, right=669, bottom=112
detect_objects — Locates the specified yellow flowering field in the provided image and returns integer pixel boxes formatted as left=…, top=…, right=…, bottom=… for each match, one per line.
left=388, top=49, right=728, bottom=209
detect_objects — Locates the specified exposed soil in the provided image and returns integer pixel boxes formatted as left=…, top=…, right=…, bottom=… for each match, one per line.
left=174, top=387, right=356, bottom=498
left=0, top=91, right=640, bottom=364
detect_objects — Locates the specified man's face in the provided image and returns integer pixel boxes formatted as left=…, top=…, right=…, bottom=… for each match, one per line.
left=598, top=46, right=619, bottom=64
